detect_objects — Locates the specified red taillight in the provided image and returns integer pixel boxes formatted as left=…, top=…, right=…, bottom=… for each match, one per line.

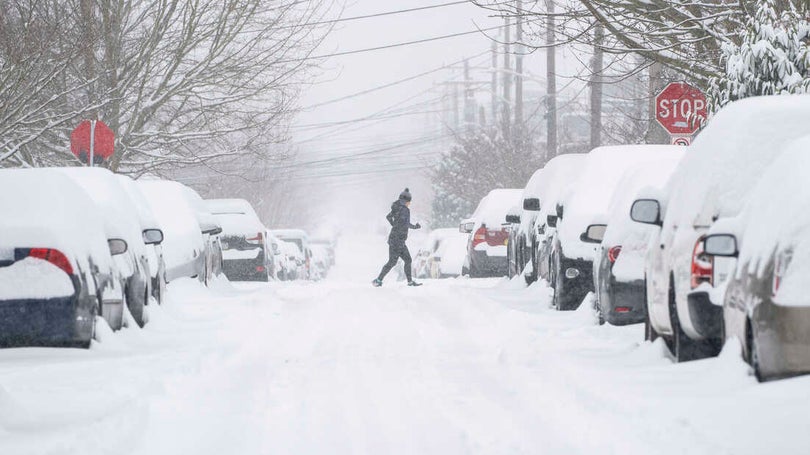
left=28, top=248, right=73, bottom=275
left=472, top=226, right=487, bottom=247
left=690, top=237, right=713, bottom=289
left=256, top=265, right=265, bottom=272
left=247, top=232, right=264, bottom=245
left=615, top=306, right=631, bottom=313
left=773, top=252, right=790, bottom=297
left=608, top=246, right=622, bottom=263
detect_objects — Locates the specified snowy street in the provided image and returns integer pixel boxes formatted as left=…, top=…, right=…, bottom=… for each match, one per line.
left=0, top=236, right=807, bottom=455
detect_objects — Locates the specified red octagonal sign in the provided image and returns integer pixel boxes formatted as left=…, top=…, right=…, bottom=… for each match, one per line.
left=655, top=82, right=707, bottom=136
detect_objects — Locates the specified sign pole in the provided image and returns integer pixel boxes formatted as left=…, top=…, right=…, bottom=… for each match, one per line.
left=89, top=120, right=96, bottom=167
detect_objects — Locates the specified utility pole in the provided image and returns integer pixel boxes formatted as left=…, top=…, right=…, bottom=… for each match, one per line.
left=645, top=61, right=669, bottom=143
left=546, top=0, right=557, bottom=158
left=503, top=17, right=512, bottom=140
left=491, top=41, right=498, bottom=126
left=515, top=0, right=524, bottom=130
left=453, top=81, right=460, bottom=131
left=464, top=59, right=474, bottom=131
left=590, top=23, right=604, bottom=149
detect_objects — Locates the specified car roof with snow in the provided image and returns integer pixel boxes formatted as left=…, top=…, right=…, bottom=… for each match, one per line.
left=602, top=148, right=685, bottom=247
left=54, top=167, right=147, bottom=256
left=534, top=153, right=588, bottom=222
left=558, top=145, right=683, bottom=260
left=137, top=179, right=205, bottom=268
left=665, top=95, right=810, bottom=230
left=0, top=168, right=113, bottom=273
left=471, top=189, right=523, bottom=228
left=205, top=199, right=264, bottom=237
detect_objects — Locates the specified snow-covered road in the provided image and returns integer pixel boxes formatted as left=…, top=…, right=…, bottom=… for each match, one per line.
left=1, top=236, right=809, bottom=454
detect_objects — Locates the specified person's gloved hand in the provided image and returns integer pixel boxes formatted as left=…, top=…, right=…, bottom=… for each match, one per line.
left=414, top=223, right=421, bottom=229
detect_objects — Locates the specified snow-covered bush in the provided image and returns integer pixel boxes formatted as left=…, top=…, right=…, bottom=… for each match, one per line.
left=710, top=0, right=810, bottom=110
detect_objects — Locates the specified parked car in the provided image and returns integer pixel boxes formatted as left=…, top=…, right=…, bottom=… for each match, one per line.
left=702, top=135, right=810, bottom=380
left=552, top=146, right=676, bottom=311
left=279, top=240, right=305, bottom=280
left=460, top=189, right=523, bottom=277
left=265, top=230, right=284, bottom=280
left=138, top=180, right=220, bottom=285
left=310, top=244, right=330, bottom=280
left=178, top=187, right=223, bottom=285
left=311, top=236, right=336, bottom=267
left=0, top=169, right=126, bottom=347
left=507, top=167, right=546, bottom=281
left=593, top=149, right=684, bottom=325
left=116, top=175, right=167, bottom=305
left=206, top=199, right=268, bottom=282
left=529, top=154, right=587, bottom=285
left=631, top=95, right=810, bottom=362
left=58, top=167, right=152, bottom=327
left=272, top=229, right=311, bottom=279
left=429, top=230, right=469, bottom=278
left=414, top=229, right=455, bottom=279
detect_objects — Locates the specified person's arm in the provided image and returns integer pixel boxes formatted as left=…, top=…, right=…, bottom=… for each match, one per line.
left=406, top=208, right=420, bottom=229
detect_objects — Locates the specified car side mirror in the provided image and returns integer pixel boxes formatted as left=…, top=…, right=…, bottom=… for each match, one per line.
left=108, top=238, right=128, bottom=256
left=142, top=229, right=164, bottom=245
left=556, top=203, right=564, bottom=219
left=459, top=220, right=474, bottom=234
left=580, top=224, right=607, bottom=244
left=523, top=198, right=541, bottom=211
left=546, top=215, right=557, bottom=228
left=703, top=234, right=738, bottom=257
left=202, top=226, right=222, bottom=235
left=630, top=199, right=662, bottom=226
left=505, top=214, right=521, bottom=224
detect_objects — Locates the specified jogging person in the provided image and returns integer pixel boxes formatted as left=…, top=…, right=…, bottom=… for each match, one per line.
left=372, top=188, right=422, bottom=287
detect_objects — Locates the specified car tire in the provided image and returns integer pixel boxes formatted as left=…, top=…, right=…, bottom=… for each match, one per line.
left=668, top=276, right=714, bottom=362
left=746, top=319, right=764, bottom=382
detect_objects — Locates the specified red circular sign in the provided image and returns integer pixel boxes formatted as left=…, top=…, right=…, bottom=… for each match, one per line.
left=70, top=120, right=115, bottom=161
left=655, top=82, right=707, bottom=135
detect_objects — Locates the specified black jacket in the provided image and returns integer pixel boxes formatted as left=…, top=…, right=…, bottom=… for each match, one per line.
left=386, top=200, right=418, bottom=244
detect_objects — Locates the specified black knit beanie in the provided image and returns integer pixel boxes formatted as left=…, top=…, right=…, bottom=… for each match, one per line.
left=399, top=188, right=412, bottom=202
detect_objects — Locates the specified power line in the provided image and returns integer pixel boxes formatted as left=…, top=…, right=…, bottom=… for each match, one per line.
left=276, top=25, right=505, bottom=65
left=300, top=49, right=491, bottom=110
left=278, top=1, right=470, bottom=29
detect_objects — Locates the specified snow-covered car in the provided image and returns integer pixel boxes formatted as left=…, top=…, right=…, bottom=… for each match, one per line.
left=429, top=230, right=469, bottom=278
left=0, top=169, right=125, bottom=347
left=311, top=236, right=336, bottom=267
left=279, top=240, right=305, bottom=280
left=702, top=135, right=810, bottom=380
left=138, top=180, right=211, bottom=284
left=58, top=167, right=152, bottom=327
left=530, top=154, right=587, bottom=285
left=206, top=199, right=268, bottom=282
left=593, top=149, right=684, bottom=325
left=177, top=187, right=223, bottom=285
left=552, top=146, right=678, bottom=311
left=507, top=166, right=549, bottom=280
left=460, top=189, right=523, bottom=278
left=414, top=229, right=454, bottom=279
left=505, top=205, right=523, bottom=279
left=310, top=244, right=330, bottom=280
left=272, top=229, right=311, bottom=279
left=115, top=175, right=167, bottom=305
left=265, top=230, right=284, bottom=280
left=631, top=95, right=810, bottom=362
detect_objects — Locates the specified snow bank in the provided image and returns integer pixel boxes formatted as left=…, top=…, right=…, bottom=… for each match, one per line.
left=0, top=258, right=75, bottom=299
left=559, top=145, right=681, bottom=261
left=602, top=150, right=685, bottom=281
left=0, top=169, right=112, bottom=276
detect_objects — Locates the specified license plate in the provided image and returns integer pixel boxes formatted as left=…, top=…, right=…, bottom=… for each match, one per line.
left=220, top=242, right=229, bottom=250
left=0, top=247, right=13, bottom=261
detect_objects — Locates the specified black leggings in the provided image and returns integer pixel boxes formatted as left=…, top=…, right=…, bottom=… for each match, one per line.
left=377, top=242, right=412, bottom=281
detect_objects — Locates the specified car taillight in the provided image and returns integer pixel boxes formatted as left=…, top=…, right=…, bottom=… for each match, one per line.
left=247, top=232, right=264, bottom=245
left=472, top=226, right=487, bottom=247
left=608, top=246, right=622, bottom=263
left=27, top=248, right=74, bottom=275
left=772, top=252, right=790, bottom=297
left=690, top=237, right=713, bottom=289
left=256, top=265, right=265, bottom=272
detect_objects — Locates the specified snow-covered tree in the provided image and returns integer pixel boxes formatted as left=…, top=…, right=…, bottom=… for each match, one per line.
left=709, top=1, right=810, bottom=111
left=431, top=126, right=543, bottom=228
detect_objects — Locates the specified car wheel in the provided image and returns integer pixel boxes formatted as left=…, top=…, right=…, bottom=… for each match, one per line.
left=746, top=320, right=764, bottom=382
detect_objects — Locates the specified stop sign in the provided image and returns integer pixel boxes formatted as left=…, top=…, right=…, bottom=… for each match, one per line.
left=70, top=120, right=115, bottom=162
left=655, top=82, right=707, bottom=135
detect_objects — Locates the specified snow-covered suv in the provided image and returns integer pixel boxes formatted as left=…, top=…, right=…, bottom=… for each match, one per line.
left=632, top=95, right=810, bottom=362
left=460, top=189, right=522, bottom=278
